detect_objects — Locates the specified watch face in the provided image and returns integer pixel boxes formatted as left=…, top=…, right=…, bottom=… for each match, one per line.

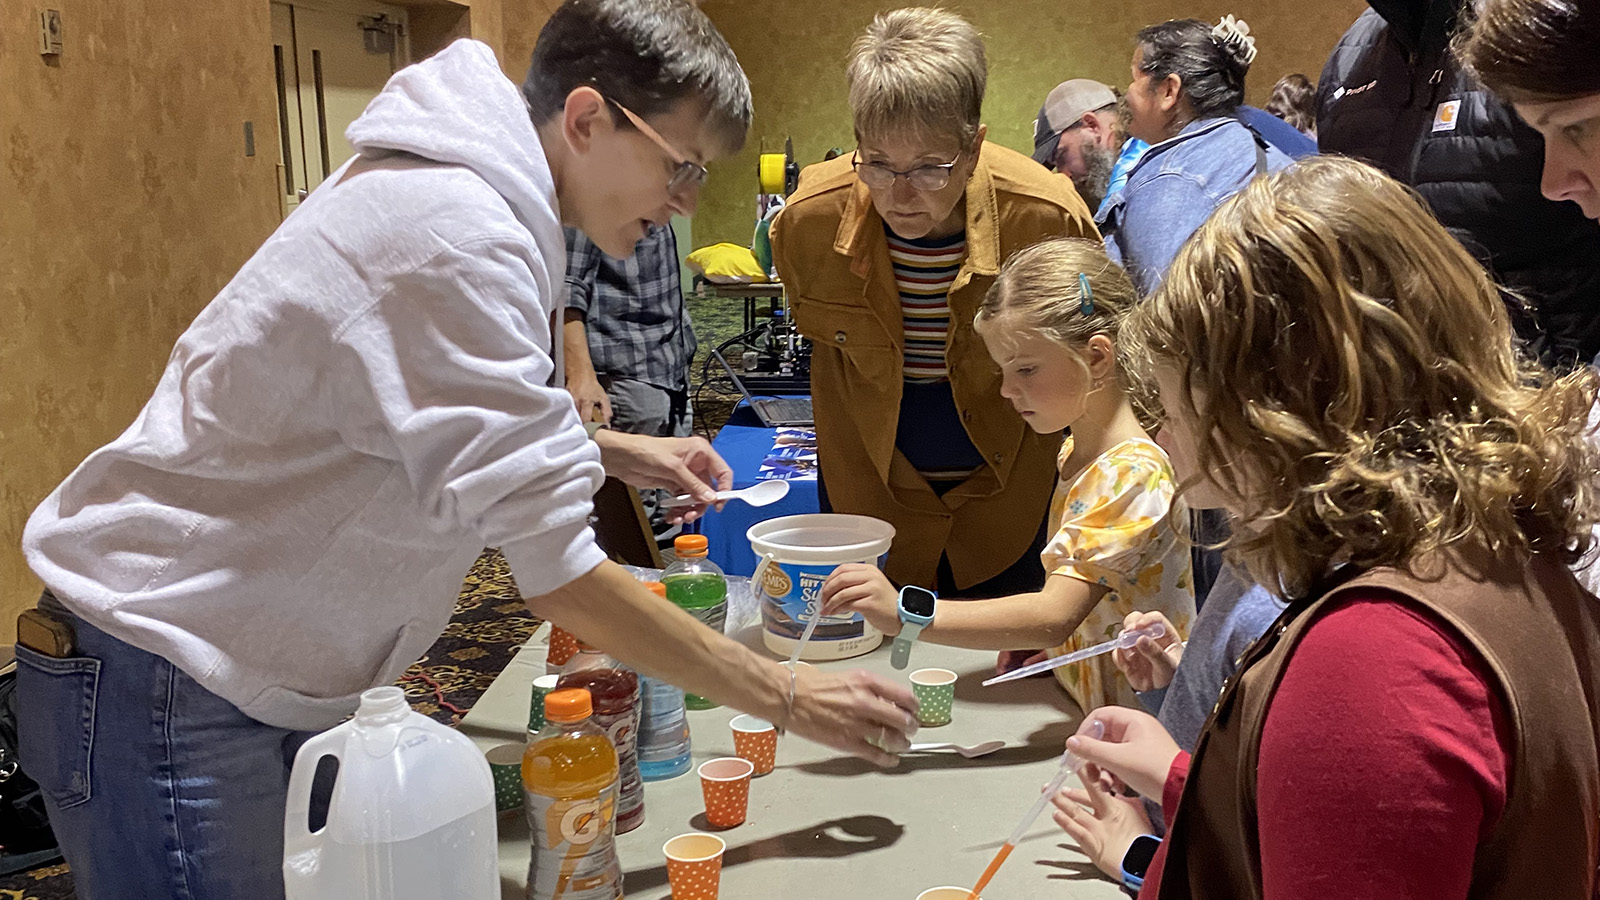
left=1123, top=834, right=1160, bottom=877
left=901, top=587, right=936, bottom=618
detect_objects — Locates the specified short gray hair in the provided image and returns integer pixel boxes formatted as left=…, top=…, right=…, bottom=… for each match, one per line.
left=847, top=8, right=986, bottom=147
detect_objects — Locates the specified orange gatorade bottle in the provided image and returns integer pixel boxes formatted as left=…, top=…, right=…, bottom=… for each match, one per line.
left=522, top=689, right=623, bottom=900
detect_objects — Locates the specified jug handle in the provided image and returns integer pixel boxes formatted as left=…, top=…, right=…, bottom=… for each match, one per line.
left=750, top=553, right=776, bottom=604
left=282, top=728, right=344, bottom=883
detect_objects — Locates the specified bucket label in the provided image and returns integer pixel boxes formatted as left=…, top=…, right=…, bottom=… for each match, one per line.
left=761, top=561, right=873, bottom=646
left=526, top=783, right=623, bottom=900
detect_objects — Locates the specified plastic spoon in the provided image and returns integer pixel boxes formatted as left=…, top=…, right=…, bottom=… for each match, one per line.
left=664, top=479, right=790, bottom=508
left=981, top=624, right=1167, bottom=687
left=966, top=720, right=1106, bottom=899
left=907, top=740, right=1006, bottom=758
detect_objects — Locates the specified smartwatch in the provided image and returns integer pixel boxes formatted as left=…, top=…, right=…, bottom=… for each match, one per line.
left=1120, top=834, right=1161, bottom=893
left=890, top=586, right=937, bottom=670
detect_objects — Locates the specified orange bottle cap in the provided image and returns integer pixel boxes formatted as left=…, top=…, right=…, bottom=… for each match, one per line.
left=674, top=534, right=709, bottom=557
left=545, top=688, right=593, bottom=722
left=644, top=581, right=667, bottom=598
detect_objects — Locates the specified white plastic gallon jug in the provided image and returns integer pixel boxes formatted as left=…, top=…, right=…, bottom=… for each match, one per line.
left=748, top=514, right=895, bottom=661
left=283, top=686, right=498, bottom=900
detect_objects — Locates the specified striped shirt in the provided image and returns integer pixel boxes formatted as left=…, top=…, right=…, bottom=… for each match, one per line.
left=886, top=227, right=967, bottom=382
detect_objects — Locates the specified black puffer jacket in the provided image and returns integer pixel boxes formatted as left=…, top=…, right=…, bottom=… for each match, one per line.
left=1317, top=0, right=1600, bottom=366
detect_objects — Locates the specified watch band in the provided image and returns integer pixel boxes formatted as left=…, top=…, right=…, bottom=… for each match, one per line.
left=1120, top=834, right=1161, bottom=892
left=890, top=621, right=925, bottom=669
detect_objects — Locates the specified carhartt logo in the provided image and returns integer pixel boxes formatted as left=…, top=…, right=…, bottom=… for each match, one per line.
left=1432, top=99, right=1461, bottom=132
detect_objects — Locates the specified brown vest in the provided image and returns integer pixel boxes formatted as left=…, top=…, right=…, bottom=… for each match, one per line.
left=1159, top=551, right=1600, bottom=899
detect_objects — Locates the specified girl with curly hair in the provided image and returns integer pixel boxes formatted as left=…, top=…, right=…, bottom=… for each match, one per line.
left=1055, top=156, right=1600, bottom=899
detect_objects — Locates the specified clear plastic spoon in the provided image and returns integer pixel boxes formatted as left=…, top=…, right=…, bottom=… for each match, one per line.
left=907, top=740, right=1006, bottom=758
left=664, top=479, right=790, bottom=508
left=981, top=624, right=1167, bottom=687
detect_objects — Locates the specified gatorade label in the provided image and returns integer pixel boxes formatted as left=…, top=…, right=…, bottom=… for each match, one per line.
left=525, top=783, right=623, bottom=900
left=588, top=701, right=644, bottom=833
left=760, top=562, right=874, bottom=651
left=685, top=601, right=727, bottom=637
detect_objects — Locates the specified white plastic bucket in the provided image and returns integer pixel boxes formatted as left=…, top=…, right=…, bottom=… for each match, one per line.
left=747, top=514, right=895, bottom=661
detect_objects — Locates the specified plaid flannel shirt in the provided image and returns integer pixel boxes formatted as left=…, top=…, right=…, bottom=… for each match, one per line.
left=563, top=224, right=696, bottom=391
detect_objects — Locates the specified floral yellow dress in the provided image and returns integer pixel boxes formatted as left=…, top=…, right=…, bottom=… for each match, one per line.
left=1043, top=437, right=1194, bottom=712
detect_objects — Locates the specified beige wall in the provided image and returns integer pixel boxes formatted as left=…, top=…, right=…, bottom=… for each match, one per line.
left=0, top=0, right=1349, bottom=642
left=1, top=0, right=285, bottom=637
left=694, top=0, right=1369, bottom=247
left=0, top=0, right=533, bottom=642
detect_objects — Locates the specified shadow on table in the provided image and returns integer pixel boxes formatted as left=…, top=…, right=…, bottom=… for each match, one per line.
left=1039, top=844, right=1113, bottom=882
left=789, top=738, right=1064, bottom=778
left=622, top=814, right=905, bottom=896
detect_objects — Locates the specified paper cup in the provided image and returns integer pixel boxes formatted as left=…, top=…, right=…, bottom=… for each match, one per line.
left=485, top=743, right=525, bottom=814
left=911, top=668, right=956, bottom=727
left=916, top=888, right=981, bottom=900
left=527, top=674, right=560, bottom=732
left=664, top=832, right=727, bottom=900
left=730, top=714, right=777, bottom=776
left=698, top=757, right=755, bottom=828
left=547, top=624, right=580, bottom=672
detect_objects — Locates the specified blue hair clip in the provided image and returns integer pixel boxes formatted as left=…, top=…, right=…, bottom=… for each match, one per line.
left=1078, top=273, right=1095, bottom=316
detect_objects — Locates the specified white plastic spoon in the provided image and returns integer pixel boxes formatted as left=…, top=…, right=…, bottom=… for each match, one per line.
left=664, top=479, right=791, bottom=508
left=907, top=740, right=1006, bottom=758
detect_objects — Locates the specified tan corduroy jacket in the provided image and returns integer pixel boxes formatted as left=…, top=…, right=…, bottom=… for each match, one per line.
left=770, top=143, right=1098, bottom=589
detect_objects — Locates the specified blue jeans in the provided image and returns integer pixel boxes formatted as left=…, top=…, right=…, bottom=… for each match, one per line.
left=16, top=595, right=318, bottom=899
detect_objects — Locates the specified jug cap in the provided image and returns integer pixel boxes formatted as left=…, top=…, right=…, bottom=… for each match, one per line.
left=545, top=688, right=594, bottom=723
left=644, top=581, right=667, bottom=598
left=673, top=534, right=709, bottom=557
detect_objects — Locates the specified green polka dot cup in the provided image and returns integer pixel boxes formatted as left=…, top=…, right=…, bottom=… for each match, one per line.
left=528, top=674, right=560, bottom=732
left=485, top=743, right=525, bottom=814
left=911, top=668, right=956, bottom=727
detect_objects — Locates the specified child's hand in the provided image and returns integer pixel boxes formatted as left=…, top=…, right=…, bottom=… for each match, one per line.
left=995, top=649, right=1049, bottom=677
left=1051, top=772, right=1155, bottom=882
left=820, top=564, right=902, bottom=636
left=1067, top=706, right=1183, bottom=802
left=1114, top=610, right=1184, bottom=692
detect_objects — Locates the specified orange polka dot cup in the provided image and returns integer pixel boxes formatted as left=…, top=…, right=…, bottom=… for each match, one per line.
left=698, top=757, right=755, bottom=828
left=730, top=714, right=777, bottom=776
left=916, top=889, right=982, bottom=900
left=547, top=625, right=580, bottom=671
left=664, top=832, right=726, bottom=900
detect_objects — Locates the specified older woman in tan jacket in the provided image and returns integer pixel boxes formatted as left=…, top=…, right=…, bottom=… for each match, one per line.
left=771, top=7, right=1099, bottom=597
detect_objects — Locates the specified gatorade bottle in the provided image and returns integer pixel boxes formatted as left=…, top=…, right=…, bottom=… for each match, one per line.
left=662, top=534, right=728, bottom=710
left=557, top=646, right=644, bottom=834
left=635, top=582, right=692, bottom=781
left=523, top=689, right=623, bottom=900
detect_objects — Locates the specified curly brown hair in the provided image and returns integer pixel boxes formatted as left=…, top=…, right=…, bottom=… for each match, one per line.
left=1124, top=156, right=1600, bottom=597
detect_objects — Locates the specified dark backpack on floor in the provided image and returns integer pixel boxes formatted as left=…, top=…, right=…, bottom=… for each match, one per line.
left=0, top=661, right=62, bottom=875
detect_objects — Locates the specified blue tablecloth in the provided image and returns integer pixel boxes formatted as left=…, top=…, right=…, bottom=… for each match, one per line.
left=698, top=400, right=820, bottom=576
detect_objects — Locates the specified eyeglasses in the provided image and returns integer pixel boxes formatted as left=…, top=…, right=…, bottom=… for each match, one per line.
left=607, top=98, right=710, bottom=196
left=851, top=151, right=962, bottom=192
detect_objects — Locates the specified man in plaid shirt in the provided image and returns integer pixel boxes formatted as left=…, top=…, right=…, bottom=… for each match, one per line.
left=563, top=223, right=697, bottom=542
